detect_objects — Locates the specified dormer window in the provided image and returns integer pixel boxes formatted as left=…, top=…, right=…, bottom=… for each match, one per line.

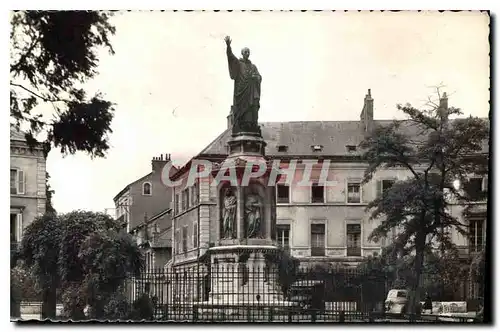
left=311, top=145, right=323, bottom=152
left=346, top=145, right=357, bottom=152
left=277, top=145, right=288, bottom=152
left=142, top=182, right=152, bottom=195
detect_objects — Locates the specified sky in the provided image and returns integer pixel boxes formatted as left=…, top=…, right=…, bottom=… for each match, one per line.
left=42, top=11, right=490, bottom=214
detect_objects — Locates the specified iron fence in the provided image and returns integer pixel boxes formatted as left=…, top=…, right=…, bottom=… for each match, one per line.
left=123, top=263, right=388, bottom=322
left=10, top=256, right=483, bottom=322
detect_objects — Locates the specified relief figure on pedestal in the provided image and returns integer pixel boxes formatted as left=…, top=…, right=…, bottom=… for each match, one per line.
left=245, top=193, right=263, bottom=238
left=222, top=188, right=237, bottom=239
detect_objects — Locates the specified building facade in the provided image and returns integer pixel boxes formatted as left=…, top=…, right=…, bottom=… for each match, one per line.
left=114, top=154, right=176, bottom=271
left=10, top=127, right=47, bottom=246
left=168, top=90, right=488, bottom=270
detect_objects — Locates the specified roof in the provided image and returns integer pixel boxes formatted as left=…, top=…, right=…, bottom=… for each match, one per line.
left=149, top=207, right=172, bottom=221
left=113, top=164, right=179, bottom=202
left=172, top=118, right=489, bottom=180
left=113, top=172, right=152, bottom=202
left=200, top=121, right=372, bottom=156
left=10, top=126, right=26, bottom=142
left=130, top=207, right=172, bottom=232
left=201, top=119, right=489, bottom=156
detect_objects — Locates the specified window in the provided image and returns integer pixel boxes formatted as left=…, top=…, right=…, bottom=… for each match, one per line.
left=10, top=169, right=25, bottom=195
left=346, top=223, right=361, bottom=256
left=10, top=213, right=22, bottom=243
left=193, top=223, right=198, bottom=248
left=311, top=145, right=323, bottom=152
left=379, top=179, right=395, bottom=197
left=175, top=194, right=180, bottom=214
left=346, top=145, right=357, bottom=152
left=276, top=184, right=290, bottom=204
left=175, top=230, right=180, bottom=254
left=142, top=182, right=152, bottom=195
left=311, top=184, right=324, bottom=203
left=397, top=291, right=407, bottom=298
left=469, top=219, right=485, bottom=252
left=277, top=145, right=288, bottom=152
left=463, top=177, right=487, bottom=201
left=347, top=182, right=361, bottom=203
left=11, top=214, right=17, bottom=242
left=277, top=225, right=290, bottom=253
left=182, top=189, right=189, bottom=211
left=191, top=183, right=198, bottom=206
left=182, top=226, right=188, bottom=253
left=311, top=224, right=325, bottom=256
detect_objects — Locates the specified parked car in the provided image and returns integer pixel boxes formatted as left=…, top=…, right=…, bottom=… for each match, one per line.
left=385, top=289, right=408, bottom=314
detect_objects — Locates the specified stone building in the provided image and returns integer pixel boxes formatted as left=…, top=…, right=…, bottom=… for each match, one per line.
left=10, top=127, right=47, bottom=247
left=168, top=90, right=488, bottom=273
left=114, top=154, right=176, bottom=270
left=168, top=90, right=488, bottom=267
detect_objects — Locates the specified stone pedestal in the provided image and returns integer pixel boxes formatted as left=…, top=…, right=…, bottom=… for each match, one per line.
left=195, top=246, right=294, bottom=319
left=194, top=121, right=293, bottom=320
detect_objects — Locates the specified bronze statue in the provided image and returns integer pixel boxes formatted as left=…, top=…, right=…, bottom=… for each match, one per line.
left=245, top=193, right=262, bottom=238
left=222, top=188, right=237, bottom=239
left=225, top=36, right=262, bottom=135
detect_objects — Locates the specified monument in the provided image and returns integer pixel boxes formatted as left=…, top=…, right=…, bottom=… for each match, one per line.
left=195, top=36, right=292, bottom=320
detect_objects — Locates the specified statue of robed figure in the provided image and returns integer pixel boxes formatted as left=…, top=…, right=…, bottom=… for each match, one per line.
left=222, top=188, right=237, bottom=239
left=245, top=193, right=263, bottom=238
left=225, top=36, right=262, bottom=135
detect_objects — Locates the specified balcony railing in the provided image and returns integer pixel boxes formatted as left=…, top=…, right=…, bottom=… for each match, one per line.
left=276, top=196, right=290, bottom=204
left=311, top=246, right=325, bottom=256
left=347, top=247, right=361, bottom=257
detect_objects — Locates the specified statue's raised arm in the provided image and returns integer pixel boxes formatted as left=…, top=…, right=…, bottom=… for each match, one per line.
left=225, top=36, right=239, bottom=80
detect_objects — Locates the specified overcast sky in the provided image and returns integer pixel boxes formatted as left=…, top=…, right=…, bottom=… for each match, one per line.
left=44, top=11, right=489, bottom=214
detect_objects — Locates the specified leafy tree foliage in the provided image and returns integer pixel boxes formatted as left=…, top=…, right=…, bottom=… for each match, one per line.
left=360, top=90, right=489, bottom=312
left=45, top=171, right=56, bottom=215
left=470, top=249, right=485, bottom=299
left=19, top=210, right=144, bottom=320
left=10, top=11, right=116, bottom=158
left=265, top=249, right=300, bottom=294
left=359, top=246, right=468, bottom=301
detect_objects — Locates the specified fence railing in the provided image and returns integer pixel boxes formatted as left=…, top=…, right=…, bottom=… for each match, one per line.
left=11, top=260, right=483, bottom=322
left=122, top=263, right=389, bottom=322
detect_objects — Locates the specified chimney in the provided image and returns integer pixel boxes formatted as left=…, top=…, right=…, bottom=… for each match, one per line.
left=439, top=92, right=448, bottom=124
left=151, top=153, right=169, bottom=175
left=360, top=89, right=374, bottom=132
left=227, top=106, right=234, bottom=129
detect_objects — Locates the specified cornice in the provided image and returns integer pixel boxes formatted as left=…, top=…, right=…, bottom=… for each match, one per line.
left=10, top=145, right=45, bottom=158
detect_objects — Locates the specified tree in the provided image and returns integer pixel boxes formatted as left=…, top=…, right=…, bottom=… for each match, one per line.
left=359, top=246, right=467, bottom=302
left=45, top=171, right=56, bottom=215
left=359, top=89, right=489, bottom=313
left=470, top=249, right=485, bottom=298
left=10, top=11, right=116, bottom=158
left=19, top=210, right=144, bottom=320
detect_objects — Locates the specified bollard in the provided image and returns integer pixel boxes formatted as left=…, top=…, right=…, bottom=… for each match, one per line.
left=339, top=310, right=345, bottom=323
